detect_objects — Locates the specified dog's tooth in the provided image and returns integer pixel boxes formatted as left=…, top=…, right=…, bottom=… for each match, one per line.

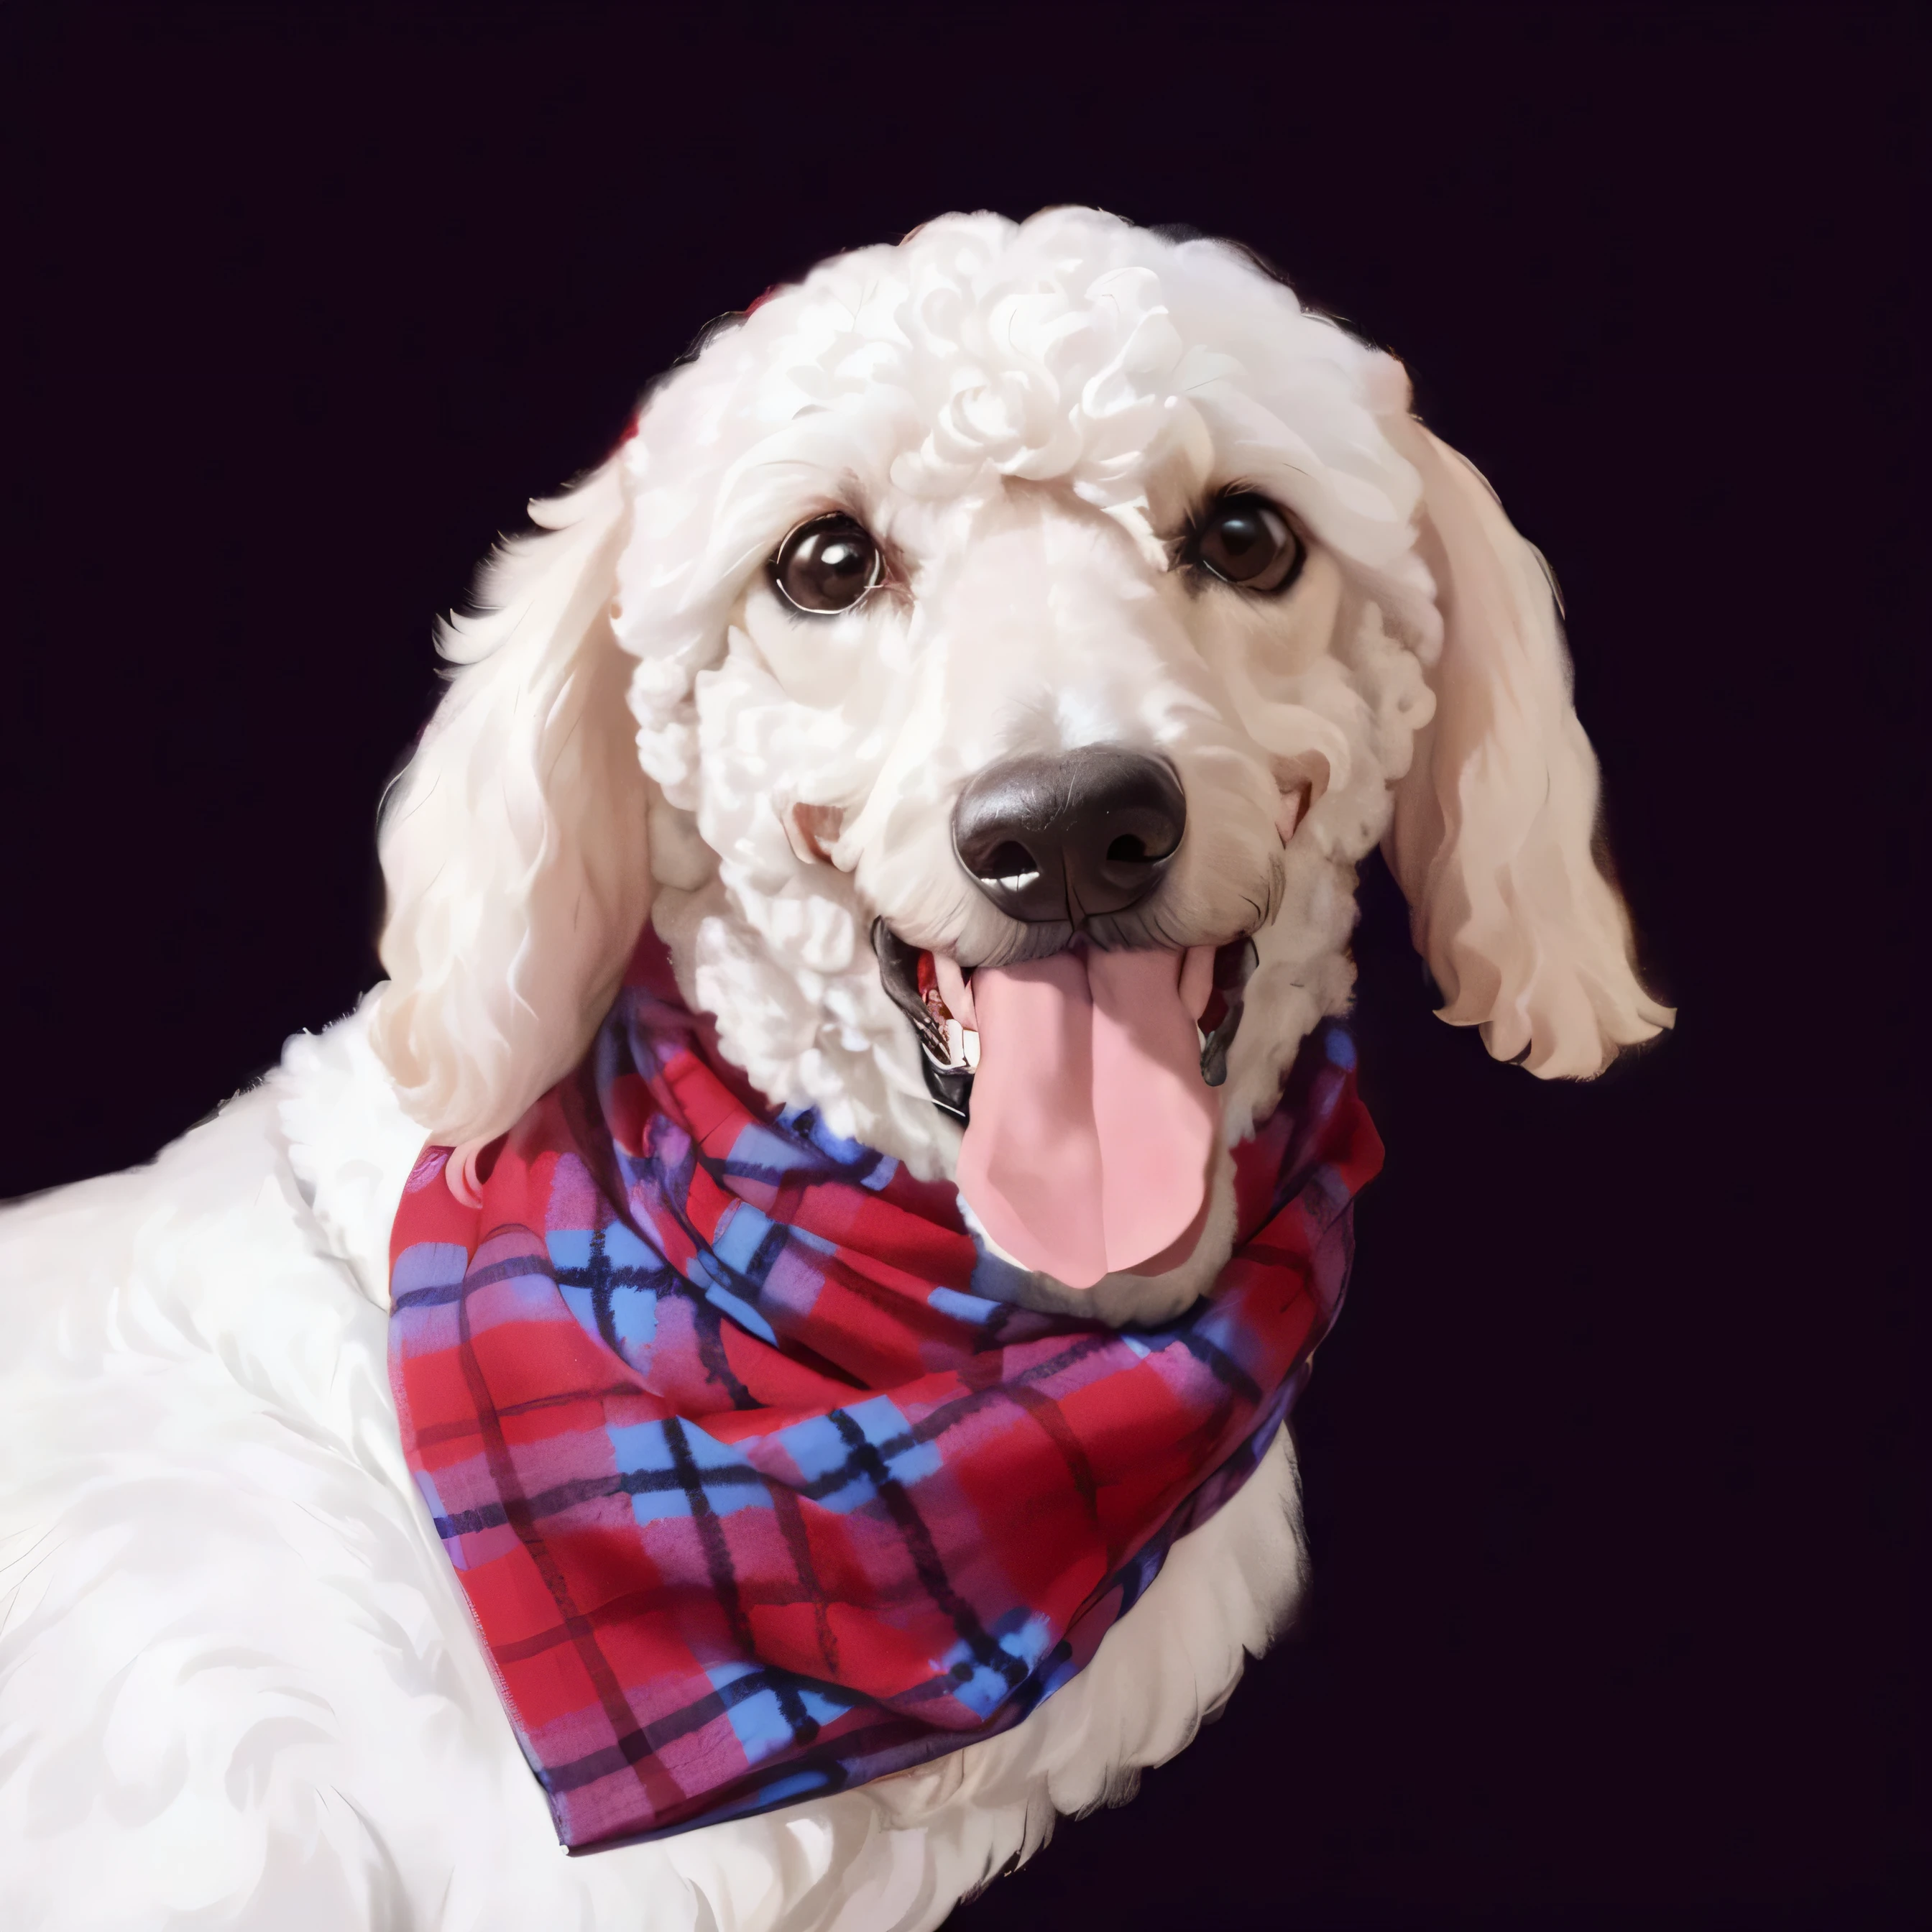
left=933, top=952, right=977, bottom=1029
left=962, top=1028, right=981, bottom=1071
left=1179, top=945, right=1216, bottom=1020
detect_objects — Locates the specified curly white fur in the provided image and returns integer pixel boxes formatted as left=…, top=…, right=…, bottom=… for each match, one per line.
left=375, top=208, right=1667, bottom=1184
left=1, top=208, right=1669, bottom=1929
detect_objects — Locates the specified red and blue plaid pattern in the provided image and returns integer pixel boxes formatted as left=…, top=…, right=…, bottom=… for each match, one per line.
left=389, top=936, right=1381, bottom=1849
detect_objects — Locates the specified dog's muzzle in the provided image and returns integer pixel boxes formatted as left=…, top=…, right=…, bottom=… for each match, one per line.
left=873, top=745, right=1260, bottom=1281
left=873, top=749, right=1256, bottom=1128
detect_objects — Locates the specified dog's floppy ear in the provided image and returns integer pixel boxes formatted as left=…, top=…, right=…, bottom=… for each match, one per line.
left=1380, top=408, right=1673, bottom=1077
left=373, top=456, right=651, bottom=1175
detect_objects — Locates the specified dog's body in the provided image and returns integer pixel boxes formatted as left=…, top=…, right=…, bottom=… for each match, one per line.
left=0, top=1005, right=1302, bottom=1928
left=0, top=211, right=1666, bottom=1928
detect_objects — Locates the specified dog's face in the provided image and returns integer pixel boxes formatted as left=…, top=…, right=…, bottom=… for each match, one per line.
left=618, top=215, right=1440, bottom=1248
left=374, top=209, right=1670, bottom=1302
left=735, top=477, right=1367, bottom=974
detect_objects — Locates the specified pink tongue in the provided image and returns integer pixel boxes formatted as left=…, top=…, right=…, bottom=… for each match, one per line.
left=957, top=949, right=1220, bottom=1289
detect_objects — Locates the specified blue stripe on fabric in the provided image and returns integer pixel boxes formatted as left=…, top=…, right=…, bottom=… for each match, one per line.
left=607, top=1420, right=773, bottom=1523
left=711, top=1201, right=778, bottom=1277
left=548, top=1218, right=666, bottom=1276
left=609, top=1286, right=661, bottom=1357
left=704, top=1663, right=855, bottom=1765
left=411, top=1466, right=452, bottom=1527
left=935, top=1610, right=1055, bottom=1719
left=709, top=1664, right=791, bottom=1762
left=778, top=1396, right=939, bottom=1511
left=604, top=1424, right=689, bottom=1524
left=557, top=1278, right=661, bottom=1358
left=549, top=1225, right=665, bottom=1356
left=392, top=1241, right=471, bottom=1299
left=686, top=1263, right=780, bottom=1346
left=691, top=1208, right=783, bottom=1343
left=707, top=1283, right=777, bottom=1346
left=929, top=1284, right=1005, bottom=1327
left=548, top=1228, right=594, bottom=1273
left=724, top=1119, right=824, bottom=1179
left=773, top=1105, right=901, bottom=1189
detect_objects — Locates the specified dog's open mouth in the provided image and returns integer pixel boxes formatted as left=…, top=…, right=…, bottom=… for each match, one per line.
left=873, top=922, right=1256, bottom=1286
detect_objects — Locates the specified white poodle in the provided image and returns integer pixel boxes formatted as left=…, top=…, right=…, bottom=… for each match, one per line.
left=0, top=208, right=1668, bottom=1928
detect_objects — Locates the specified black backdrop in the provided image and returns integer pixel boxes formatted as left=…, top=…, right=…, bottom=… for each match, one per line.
left=6, top=6, right=1920, bottom=1926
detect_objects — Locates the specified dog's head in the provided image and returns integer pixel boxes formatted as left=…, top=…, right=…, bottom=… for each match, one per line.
left=373, top=209, right=1668, bottom=1298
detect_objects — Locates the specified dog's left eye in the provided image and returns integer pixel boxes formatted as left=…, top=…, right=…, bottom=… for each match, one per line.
left=1190, top=493, right=1305, bottom=595
left=771, top=514, right=885, bottom=615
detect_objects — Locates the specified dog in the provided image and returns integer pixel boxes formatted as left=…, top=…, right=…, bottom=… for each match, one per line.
left=0, top=208, right=1668, bottom=1928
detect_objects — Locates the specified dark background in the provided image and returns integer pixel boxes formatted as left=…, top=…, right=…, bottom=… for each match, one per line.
left=6, top=5, right=1920, bottom=1926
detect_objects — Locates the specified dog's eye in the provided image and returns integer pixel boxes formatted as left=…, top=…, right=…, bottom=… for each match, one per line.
left=1191, top=494, right=1304, bottom=594
left=771, top=514, right=884, bottom=615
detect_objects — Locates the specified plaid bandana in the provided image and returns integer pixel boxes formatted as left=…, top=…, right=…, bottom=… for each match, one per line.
left=389, top=934, right=1381, bottom=1850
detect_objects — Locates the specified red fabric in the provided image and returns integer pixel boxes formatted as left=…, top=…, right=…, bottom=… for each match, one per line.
left=390, top=935, right=1381, bottom=1846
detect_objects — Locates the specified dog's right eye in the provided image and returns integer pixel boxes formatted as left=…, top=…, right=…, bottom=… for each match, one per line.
left=1189, top=492, right=1304, bottom=595
left=770, top=515, right=884, bottom=615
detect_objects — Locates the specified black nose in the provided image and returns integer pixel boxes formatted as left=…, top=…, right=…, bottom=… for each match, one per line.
left=952, top=747, right=1187, bottom=924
